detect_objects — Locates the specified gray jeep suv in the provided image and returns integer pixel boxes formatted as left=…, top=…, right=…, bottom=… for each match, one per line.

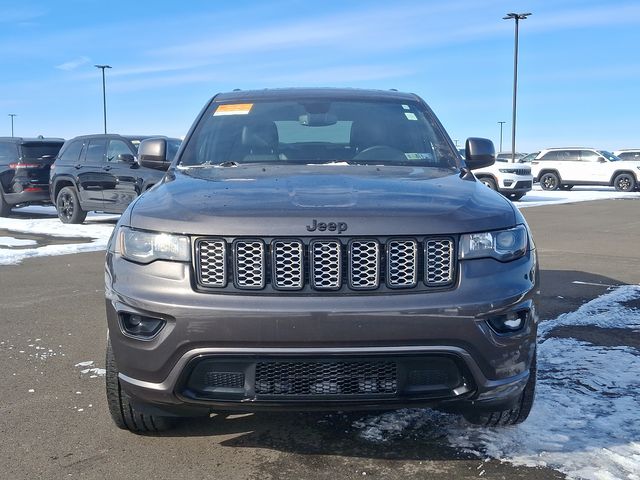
left=105, top=88, right=539, bottom=433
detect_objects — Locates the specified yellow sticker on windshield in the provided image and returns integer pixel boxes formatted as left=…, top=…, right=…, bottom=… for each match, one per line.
left=214, top=103, right=253, bottom=116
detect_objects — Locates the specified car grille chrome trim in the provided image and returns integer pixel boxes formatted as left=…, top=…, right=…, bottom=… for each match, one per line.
left=425, top=239, right=454, bottom=286
left=195, top=236, right=456, bottom=292
left=272, top=240, right=304, bottom=290
left=196, top=239, right=227, bottom=287
left=348, top=239, right=380, bottom=289
left=387, top=239, right=418, bottom=288
left=310, top=240, right=342, bottom=290
left=234, top=240, right=266, bottom=289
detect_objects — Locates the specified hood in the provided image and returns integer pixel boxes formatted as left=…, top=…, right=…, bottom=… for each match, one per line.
left=128, top=165, right=516, bottom=236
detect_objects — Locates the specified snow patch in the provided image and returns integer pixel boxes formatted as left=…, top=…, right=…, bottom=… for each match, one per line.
left=0, top=236, right=37, bottom=247
left=0, top=206, right=116, bottom=265
left=517, top=185, right=640, bottom=208
left=354, top=285, right=640, bottom=480
left=75, top=361, right=106, bottom=377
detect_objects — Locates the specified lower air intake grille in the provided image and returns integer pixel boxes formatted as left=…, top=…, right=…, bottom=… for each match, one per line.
left=255, top=360, right=397, bottom=396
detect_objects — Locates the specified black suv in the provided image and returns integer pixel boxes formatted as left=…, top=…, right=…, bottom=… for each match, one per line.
left=105, top=88, right=539, bottom=434
left=0, top=137, right=64, bottom=216
left=50, top=134, right=180, bottom=223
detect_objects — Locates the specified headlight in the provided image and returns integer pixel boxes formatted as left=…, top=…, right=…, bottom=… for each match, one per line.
left=459, top=225, right=528, bottom=262
left=116, top=226, right=191, bottom=263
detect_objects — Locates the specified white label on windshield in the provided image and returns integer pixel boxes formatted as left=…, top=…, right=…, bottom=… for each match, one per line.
left=402, top=104, right=410, bottom=110
left=405, top=153, right=432, bottom=160
left=404, top=112, right=417, bottom=121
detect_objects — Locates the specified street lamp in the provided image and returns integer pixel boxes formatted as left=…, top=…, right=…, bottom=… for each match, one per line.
left=8, top=113, right=16, bottom=137
left=503, top=12, right=531, bottom=163
left=94, top=64, right=112, bottom=134
left=497, top=121, right=506, bottom=153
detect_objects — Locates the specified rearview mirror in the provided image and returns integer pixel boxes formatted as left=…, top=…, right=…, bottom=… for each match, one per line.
left=465, top=138, right=495, bottom=170
left=138, top=138, right=172, bottom=171
left=299, top=113, right=337, bottom=126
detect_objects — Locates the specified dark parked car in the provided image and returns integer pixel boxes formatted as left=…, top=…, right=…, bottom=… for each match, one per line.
left=105, top=88, right=539, bottom=433
left=0, top=137, right=64, bottom=216
left=50, top=134, right=180, bottom=223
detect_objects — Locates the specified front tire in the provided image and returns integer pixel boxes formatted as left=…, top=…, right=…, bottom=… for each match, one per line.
left=464, top=351, right=536, bottom=427
left=539, top=172, right=560, bottom=191
left=105, top=339, right=176, bottom=434
left=479, top=177, right=498, bottom=191
left=56, top=186, right=87, bottom=224
left=613, top=173, right=636, bottom=192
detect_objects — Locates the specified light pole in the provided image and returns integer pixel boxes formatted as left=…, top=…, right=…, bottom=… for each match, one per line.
left=94, top=64, right=112, bottom=134
left=503, top=12, right=531, bottom=163
left=8, top=114, right=16, bottom=137
left=497, top=121, right=506, bottom=152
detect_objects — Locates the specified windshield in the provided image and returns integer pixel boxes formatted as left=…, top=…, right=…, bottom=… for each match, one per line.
left=519, top=152, right=539, bottom=163
left=22, top=143, right=63, bottom=161
left=167, top=139, right=182, bottom=160
left=179, top=99, right=459, bottom=169
left=599, top=150, right=620, bottom=162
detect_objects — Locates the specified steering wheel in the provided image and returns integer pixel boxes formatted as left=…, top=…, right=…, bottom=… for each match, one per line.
left=352, top=145, right=406, bottom=162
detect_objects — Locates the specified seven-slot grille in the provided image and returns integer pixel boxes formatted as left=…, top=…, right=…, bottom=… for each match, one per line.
left=195, top=237, right=455, bottom=292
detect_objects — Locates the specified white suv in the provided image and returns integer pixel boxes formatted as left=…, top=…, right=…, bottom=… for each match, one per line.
left=458, top=149, right=532, bottom=201
left=531, top=148, right=640, bottom=192
left=472, top=160, right=533, bottom=201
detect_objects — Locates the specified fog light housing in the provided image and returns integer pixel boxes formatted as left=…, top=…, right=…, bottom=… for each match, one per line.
left=119, top=312, right=165, bottom=339
left=487, top=310, right=528, bottom=334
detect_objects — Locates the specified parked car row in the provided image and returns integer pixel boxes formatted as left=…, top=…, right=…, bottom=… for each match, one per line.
left=0, top=134, right=181, bottom=222
left=526, top=148, right=640, bottom=192
left=483, top=148, right=640, bottom=192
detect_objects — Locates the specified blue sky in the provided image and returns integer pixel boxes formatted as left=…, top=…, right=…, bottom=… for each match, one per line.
left=1, top=0, right=638, bottom=153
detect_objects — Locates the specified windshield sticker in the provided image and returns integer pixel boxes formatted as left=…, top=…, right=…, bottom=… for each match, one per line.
left=405, top=153, right=432, bottom=160
left=402, top=104, right=410, bottom=110
left=214, top=103, right=253, bottom=116
left=404, top=112, right=417, bottom=121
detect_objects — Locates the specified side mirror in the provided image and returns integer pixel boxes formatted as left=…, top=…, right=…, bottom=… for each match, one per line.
left=138, top=138, right=171, bottom=171
left=117, top=153, right=135, bottom=164
left=598, top=157, right=607, bottom=163
left=465, top=138, right=495, bottom=170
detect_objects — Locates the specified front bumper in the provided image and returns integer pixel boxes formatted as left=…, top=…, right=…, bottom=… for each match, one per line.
left=497, top=174, right=533, bottom=193
left=106, top=249, right=539, bottom=415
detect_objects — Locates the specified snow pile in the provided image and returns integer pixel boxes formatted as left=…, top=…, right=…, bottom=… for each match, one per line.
left=0, top=206, right=116, bottom=265
left=518, top=186, right=640, bottom=208
left=354, top=285, right=640, bottom=480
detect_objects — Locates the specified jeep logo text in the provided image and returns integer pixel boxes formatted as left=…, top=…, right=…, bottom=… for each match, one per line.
left=306, top=219, right=348, bottom=234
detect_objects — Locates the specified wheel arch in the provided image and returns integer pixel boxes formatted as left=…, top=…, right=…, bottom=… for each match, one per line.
left=536, top=169, right=561, bottom=183
left=52, top=176, right=77, bottom=202
left=610, top=170, right=637, bottom=186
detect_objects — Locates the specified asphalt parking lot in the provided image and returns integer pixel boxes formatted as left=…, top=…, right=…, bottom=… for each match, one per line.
left=0, top=197, right=638, bottom=480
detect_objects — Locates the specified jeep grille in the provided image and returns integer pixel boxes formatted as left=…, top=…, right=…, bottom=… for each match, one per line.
left=194, top=237, right=455, bottom=292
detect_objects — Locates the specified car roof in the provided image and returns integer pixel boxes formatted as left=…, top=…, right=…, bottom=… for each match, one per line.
left=65, top=134, right=162, bottom=142
left=541, top=147, right=598, bottom=151
left=0, top=136, right=65, bottom=143
left=213, top=87, right=420, bottom=103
